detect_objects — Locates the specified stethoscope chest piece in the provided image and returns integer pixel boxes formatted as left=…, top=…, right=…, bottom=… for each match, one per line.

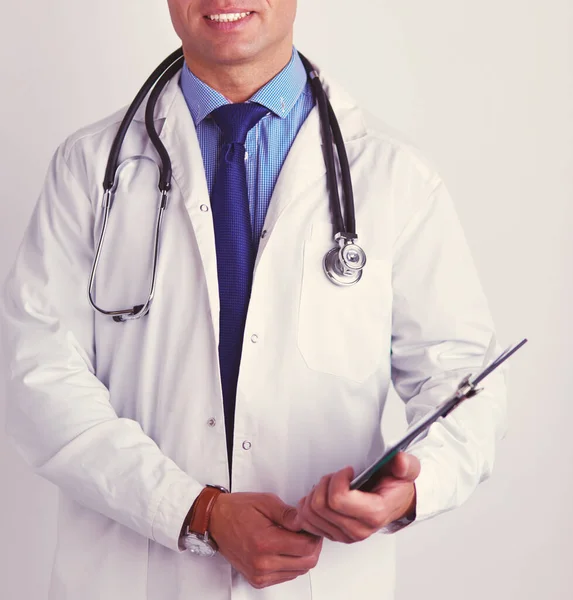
left=323, top=234, right=367, bottom=287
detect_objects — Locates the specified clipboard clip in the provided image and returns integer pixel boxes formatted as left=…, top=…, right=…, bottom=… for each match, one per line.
left=444, top=338, right=528, bottom=417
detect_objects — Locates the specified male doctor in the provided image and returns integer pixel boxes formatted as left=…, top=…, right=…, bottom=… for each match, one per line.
left=1, top=1, right=506, bottom=599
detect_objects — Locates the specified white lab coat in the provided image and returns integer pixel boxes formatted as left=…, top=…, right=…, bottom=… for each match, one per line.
left=1, top=61, right=507, bottom=600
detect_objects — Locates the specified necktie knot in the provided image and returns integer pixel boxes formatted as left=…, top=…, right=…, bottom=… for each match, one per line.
left=210, top=102, right=269, bottom=145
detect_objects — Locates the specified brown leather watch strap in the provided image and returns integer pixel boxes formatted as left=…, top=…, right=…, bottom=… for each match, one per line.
left=187, top=486, right=225, bottom=537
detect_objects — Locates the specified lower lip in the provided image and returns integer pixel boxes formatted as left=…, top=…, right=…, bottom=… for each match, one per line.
left=204, top=12, right=255, bottom=31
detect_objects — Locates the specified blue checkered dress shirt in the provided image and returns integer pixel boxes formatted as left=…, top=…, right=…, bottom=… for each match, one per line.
left=179, top=48, right=315, bottom=245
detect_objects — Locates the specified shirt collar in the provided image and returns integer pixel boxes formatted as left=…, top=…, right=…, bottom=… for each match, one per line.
left=179, top=47, right=308, bottom=125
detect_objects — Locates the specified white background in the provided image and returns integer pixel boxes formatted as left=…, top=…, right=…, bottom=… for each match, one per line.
left=0, top=1, right=571, bottom=598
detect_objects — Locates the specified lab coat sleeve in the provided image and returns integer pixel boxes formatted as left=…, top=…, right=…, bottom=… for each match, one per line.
left=390, top=178, right=508, bottom=524
left=1, top=144, right=203, bottom=552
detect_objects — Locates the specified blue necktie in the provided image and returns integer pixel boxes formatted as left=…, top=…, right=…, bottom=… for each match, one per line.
left=209, top=102, right=269, bottom=470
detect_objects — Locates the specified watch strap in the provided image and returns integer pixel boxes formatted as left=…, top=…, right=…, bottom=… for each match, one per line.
left=187, top=486, right=225, bottom=537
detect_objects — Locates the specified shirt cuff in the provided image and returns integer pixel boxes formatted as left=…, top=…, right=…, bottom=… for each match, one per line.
left=380, top=508, right=416, bottom=534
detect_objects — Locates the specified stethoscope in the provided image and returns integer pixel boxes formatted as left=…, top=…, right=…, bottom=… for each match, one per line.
left=88, top=48, right=367, bottom=322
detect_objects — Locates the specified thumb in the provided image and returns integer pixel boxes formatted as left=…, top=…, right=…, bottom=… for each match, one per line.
left=278, top=504, right=302, bottom=532
left=390, top=452, right=421, bottom=482
left=262, top=495, right=301, bottom=532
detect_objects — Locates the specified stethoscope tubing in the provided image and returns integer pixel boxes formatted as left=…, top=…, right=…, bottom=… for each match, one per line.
left=103, top=48, right=185, bottom=192
left=91, top=48, right=364, bottom=321
left=91, top=51, right=185, bottom=321
left=327, top=98, right=356, bottom=235
left=144, top=54, right=186, bottom=192
left=300, top=55, right=345, bottom=236
left=88, top=157, right=168, bottom=321
left=298, top=52, right=356, bottom=238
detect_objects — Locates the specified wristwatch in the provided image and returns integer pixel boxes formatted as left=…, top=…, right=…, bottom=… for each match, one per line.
left=180, top=484, right=229, bottom=557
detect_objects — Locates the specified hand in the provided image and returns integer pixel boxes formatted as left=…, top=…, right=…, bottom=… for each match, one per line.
left=292, top=452, right=420, bottom=544
left=209, top=492, right=323, bottom=589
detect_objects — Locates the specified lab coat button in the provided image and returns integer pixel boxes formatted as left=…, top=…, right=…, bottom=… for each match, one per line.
left=261, top=229, right=268, bottom=239
left=207, top=418, right=216, bottom=427
left=200, top=204, right=209, bottom=212
left=242, top=441, right=252, bottom=450
left=250, top=334, right=259, bottom=343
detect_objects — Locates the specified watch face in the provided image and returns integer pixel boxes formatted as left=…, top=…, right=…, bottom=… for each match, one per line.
left=183, top=535, right=217, bottom=558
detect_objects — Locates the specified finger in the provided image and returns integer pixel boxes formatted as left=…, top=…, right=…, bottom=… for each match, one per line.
left=262, top=525, right=323, bottom=558
left=260, top=494, right=301, bottom=531
left=252, top=552, right=319, bottom=575
left=298, top=496, right=353, bottom=543
left=250, top=570, right=307, bottom=590
left=307, top=477, right=350, bottom=540
left=389, top=452, right=421, bottom=482
left=256, top=493, right=322, bottom=555
left=299, top=478, right=361, bottom=543
left=320, top=468, right=389, bottom=530
left=327, top=467, right=362, bottom=518
left=325, top=472, right=381, bottom=536
left=292, top=504, right=330, bottom=539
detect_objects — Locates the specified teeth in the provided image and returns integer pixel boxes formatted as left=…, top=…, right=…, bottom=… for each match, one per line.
left=207, top=12, right=251, bottom=22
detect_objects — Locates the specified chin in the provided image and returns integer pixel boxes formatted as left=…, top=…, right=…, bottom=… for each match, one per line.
left=205, top=41, right=264, bottom=65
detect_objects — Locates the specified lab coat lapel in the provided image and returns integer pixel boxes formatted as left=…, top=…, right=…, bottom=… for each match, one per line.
left=156, top=78, right=221, bottom=338
left=143, top=67, right=365, bottom=331
left=260, top=104, right=325, bottom=235
left=255, top=70, right=365, bottom=271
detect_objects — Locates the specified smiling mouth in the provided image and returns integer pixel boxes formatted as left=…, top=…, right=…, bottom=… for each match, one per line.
left=205, top=11, right=253, bottom=23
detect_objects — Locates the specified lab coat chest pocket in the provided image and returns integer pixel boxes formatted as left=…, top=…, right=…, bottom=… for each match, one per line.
left=297, top=223, right=391, bottom=383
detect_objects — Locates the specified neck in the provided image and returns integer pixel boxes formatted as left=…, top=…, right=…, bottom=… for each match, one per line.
left=183, top=42, right=293, bottom=103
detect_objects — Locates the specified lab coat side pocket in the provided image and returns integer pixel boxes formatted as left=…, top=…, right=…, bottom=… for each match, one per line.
left=297, top=223, right=391, bottom=383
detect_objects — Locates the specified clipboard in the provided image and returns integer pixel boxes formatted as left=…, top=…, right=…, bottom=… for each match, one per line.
left=349, top=338, right=528, bottom=492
